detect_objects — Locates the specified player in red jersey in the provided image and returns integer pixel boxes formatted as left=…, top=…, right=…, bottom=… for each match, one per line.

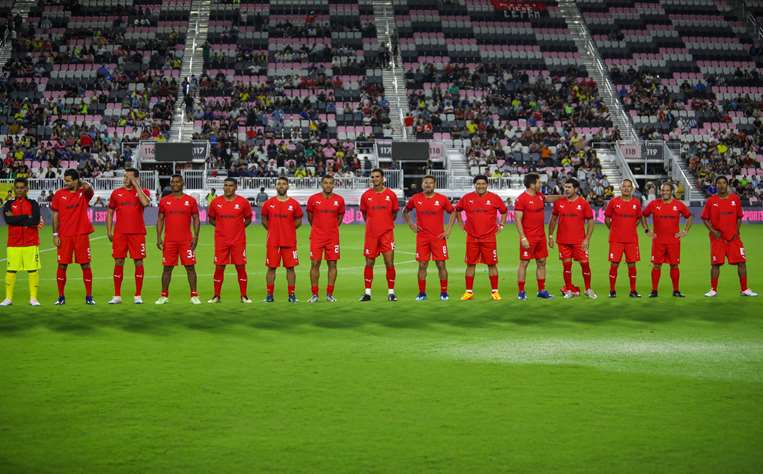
left=513, top=173, right=561, bottom=300
left=643, top=182, right=692, bottom=297
left=106, top=168, right=151, bottom=305
left=548, top=178, right=596, bottom=299
left=604, top=179, right=648, bottom=298
left=403, top=175, right=456, bottom=301
left=701, top=176, right=757, bottom=297
left=359, top=168, right=400, bottom=302
left=456, top=175, right=508, bottom=301
left=155, top=175, right=201, bottom=305
left=261, top=176, right=303, bottom=303
left=51, top=169, right=95, bottom=305
left=208, top=178, right=253, bottom=304
left=306, top=175, right=345, bottom=303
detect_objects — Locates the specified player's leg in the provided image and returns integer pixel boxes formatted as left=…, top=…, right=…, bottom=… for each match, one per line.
left=709, top=264, right=721, bottom=295
left=282, top=248, right=299, bottom=301
left=463, top=263, right=477, bottom=300
left=736, top=262, right=756, bottom=295
left=160, top=266, right=173, bottom=297
left=487, top=263, right=500, bottom=299
left=608, top=243, right=622, bottom=295
left=417, top=260, right=429, bottom=299
left=626, top=243, right=640, bottom=296
left=133, top=259, right=144, bottom=302
left=285, top=266, right=297, bottom=301
left=517, top=259, right=529, bottom=297
left=668, top=264, right=682, bottom=296
left=75, top=235, right=94, bottom=303
left=576, top=246, right=593, bottom=296
left=158, top=241, right=177, bottom=302
left=382, top=249, right=396, bottom=300
left=326, top=260, right=338, bottom=299
left=310, top=259, right=321, bottom=299
left=185, top=265, right=199, bottom=303
left=435, top=260, right=448, bottom=299
left=112, top=258, right=125, bottom=302
left=57, top=263, right=68, bottom=301
left=235, top=265, right=249, bottom=301
left=27, top=269, right=39, bottom=305
left=362, top=256, right=376, bottom=298
left=130, top=235, right=146, bottom=302
left=3, top=270, right=16, bottom=305
left=482, top=242, right=500, bottom=299
left=81, top=263, right=94, bottom=303
left=651, top=263, right=662, bottom=295
left=561, top=257, right=573, bottom=294
left=56, top=235, right=74, bottom=303
left=536, top=258, right=548, bottom=295
left=212, top=264, right=226, bottom=300
left=265, top=266, right=277, bottom=300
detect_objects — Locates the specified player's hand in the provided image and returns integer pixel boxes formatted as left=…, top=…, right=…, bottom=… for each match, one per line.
left=675, top=230, right=687, bottom=239
left=4, top=211, right=11, bottom=217
left=547, top=236, right=555, bottom=249
left=710, top=229, right=722, bottom=239
left=38, top=216, right=44, bottom=230
left=520, top=236, right=530, bottom=249
left=53, top=235, right=61, bottom=247
left=496, top=224, right=505, bottom=233
left=408, top=223, right=418, bottom=234
left=582, top=238, right=589, bottom=251
left=107, top=229, right=114, bottom=242
left=156, top=239, right=163, bottom=250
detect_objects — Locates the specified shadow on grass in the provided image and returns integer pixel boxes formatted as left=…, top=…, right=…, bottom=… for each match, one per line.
left=0, top=296, right=759, bottom=337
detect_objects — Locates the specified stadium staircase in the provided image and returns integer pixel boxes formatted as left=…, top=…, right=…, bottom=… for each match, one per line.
left=558, top=0, right=640, bottom=192
left=169, top=0, right=210, bottom=142
left=373, top=0, right=409, bottom=140
left=0, top=0, right=37, bottom=70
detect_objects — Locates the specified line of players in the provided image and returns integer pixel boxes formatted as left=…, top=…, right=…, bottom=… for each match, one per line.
left=1, top=168, right=757, bottom=306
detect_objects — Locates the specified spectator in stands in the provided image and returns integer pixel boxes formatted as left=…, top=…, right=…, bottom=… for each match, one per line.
left=255, top=187, right=268, bottom=207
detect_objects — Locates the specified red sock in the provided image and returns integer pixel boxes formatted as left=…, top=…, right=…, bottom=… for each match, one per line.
left=465, top=275, right=474, bottom=292
left=213, top=266, right=224, bottom=297
left=581, top=262, right=592, bottom=290
left=651, top=268, right=661, bottom=291
left=740, top=275, right=748, bottom=292
left=418, top=279, right=426, bottom=294
left=326, top=284, right=334, bottom=296
left=161, top=289, right=169, bottom=298
left=628, top=266, right=637, bottom=292
left=311, top=285, right=319, bottom=296
left=364, top=265, right=373, bottom=289
left=56, top=267, right=66, bottom=297
left=518, top=280, right=526, bottom=292
left=82, top=267, right=93, bottom=297
left=609, top=264, right=618, bottom=292
left=113, top=265, right=124, bottom=297
left=711, top=276, right=719, bottom=291
left=134, top=265, right=144, bottom=296
left=670, top=267, right=679, bottom=292
left=537, top=278, right=545, bottom=291
left=386, top=267, right=396, bottom=290
left=562, top=261, right=573, bottom=289
left=287, top=284, right=295, bottom=296
left=489, top=274, right=498, bottom=292
left=440, top=279, right=447, bottom=293
left=190, top=290, right=199, bottom=297
left=267, top=283, right=275, bottom=296
left=236, top=265, right=247, bottom=297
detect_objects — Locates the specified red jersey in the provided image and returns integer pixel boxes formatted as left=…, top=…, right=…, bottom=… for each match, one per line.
left=404, top=192, right=454, bottom=239
left=643, top=198, right=691, bottom=243
left=208, top=195, right=252, bottom=245
left=307, top=192, right=345, bottom=241
left=51, top=186, right=94, bottom=237
left=605, top=197, right=642, bottom=243
left=108, top=186, right=150, bottom=235
left=360, top=188, right=399, bottom=237
left=456, top=191, right=508, bottom=240
left=552, top=196, right=593, bottom=244
left=3, top=197, right=40, bottom=247
left=262, top=196, right=303, bottom=247
left=158, top=194, right=199, bottom=242
left=702, top=194, right=743, bottom=240
left=514, top=191, right=546, bottom=241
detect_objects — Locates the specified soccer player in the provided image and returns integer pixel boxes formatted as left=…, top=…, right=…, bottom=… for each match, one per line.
left=359, top=168, right=400, bottom=302
left=701, top=176, right=757, bottom=297
left=642, top=182, right=692, bottom=297
left=456, top=175, right=508, bottom=301
left=261, top=176, right=303, bottom=303
left=208, top=178, right=253, bottom=304
left=548, top=178, right=597, bottom=299
left=403, top=175, right=457, bottom=301
left=106, top=168, right=151, bottom=304
left=513, top=173, right=561, bottom=300
left=51, top=169, right=95, bottom=305
left=155, top=175, right=201, bottom=304
left=306, top=175, right=346, bottom=303
left=604, top=179, right=648, bottom=298
left=1, top=178, right=41, bottom=306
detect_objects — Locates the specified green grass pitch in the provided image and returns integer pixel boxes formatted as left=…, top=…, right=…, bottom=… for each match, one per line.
left=1, top=224, right=762, bottom=473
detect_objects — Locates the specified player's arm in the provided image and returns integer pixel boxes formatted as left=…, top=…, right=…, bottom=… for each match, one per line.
left=80, top=181, right=94, bottom=200
left=261, top=214, right=269, bottom=230
left=547, top=214, right=557, bottom=248
left=294, top=215, right=302, bottom=229
left=27, top=200, right=41, bottom=227
left=156, top=211, right=164, bottom=250
left=2, top=201, right=29, bottom=226
left=191, top=212, right=200, bottom=250
left=677, top=215, right=692, bottom=239
left=604, top=216, right=612, bottom=229
left=702, top=217, right=720, bottom=239
left=514, top=210, right=530, bottom=249
left=135, top=179, right=150, bottom=207
left=443, top=209, right=457, bottom=239
left=106, top=207, right=115, bottom=241
left=543, top=195, right=562, bottom=203
left=582, top=217, right=594, bottom=250
left=402, top=207, right=417, bottom=233
left=51, top=208, right=61, bottom=247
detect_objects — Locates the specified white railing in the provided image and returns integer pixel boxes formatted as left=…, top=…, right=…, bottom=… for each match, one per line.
left=609, top=142, right=640, bottom=187
left=664, top=143, right=696, bottom=205
left=188, top=169, right=404, bottom=191
left=425, top=170, right=523, bottom=190
left=0, top=171, right=159, bottom=193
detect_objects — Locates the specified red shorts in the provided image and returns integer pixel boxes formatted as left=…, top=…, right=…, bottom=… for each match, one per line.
left=266, top=245, right=299, bottom=268
left=609, top=242, right=640, bottom=263
left=416, top=237, right=448, bottom=262
left=214, top=241, right=247, bottom=266
left=57, top=234, right=91, bottom=264
left=465, top=238, right=497, bottom=265
left=112, top=234, right=146, bottom=260
left=162, top=240, right=196, bottom=266
left=710, top=237, right=746, bottom=265
left=364, top=230, right=395, bottom=259
left=310, top=239, right=340, bottom=261
left=651, top=241, right=681, bottom=265
left=519, top=238, right=548, bottom=261
left=558, top=242, right=589, bottom=262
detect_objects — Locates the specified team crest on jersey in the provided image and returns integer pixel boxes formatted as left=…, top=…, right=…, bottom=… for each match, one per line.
left=731, top=201, right=736, bottom=206
left=672, top=206, right=677, bottom=211
left=333, top=201, right=339, bottom=206
left=184, top=200, right=190, bottom=206
left=234, top=204, right=240, bottom=209
left=435, top=200, right=440, bottom=206
left=486, top=200, right=491, bottom=205
left=288, top=205, right=293, bottom=211
left=385, top=195, right=390, bottom=201
left=577, top=205, right=582, bottom=210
